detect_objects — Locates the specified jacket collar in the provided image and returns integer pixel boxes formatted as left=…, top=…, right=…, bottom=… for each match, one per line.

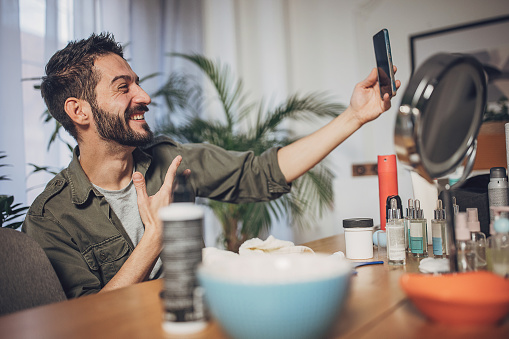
left=67, top=146, right=152, bottom=205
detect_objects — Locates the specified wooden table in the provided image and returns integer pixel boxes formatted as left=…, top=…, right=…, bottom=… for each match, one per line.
left=0, top=234, right=508, bottom=339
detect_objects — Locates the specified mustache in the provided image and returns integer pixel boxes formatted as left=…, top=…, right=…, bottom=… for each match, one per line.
left=125, top=104, right=149, bottom=118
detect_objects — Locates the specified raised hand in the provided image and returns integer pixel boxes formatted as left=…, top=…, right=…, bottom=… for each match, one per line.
left=132, top=155, right=183, bottom=248
left=349, top=66, right=401, bottom=125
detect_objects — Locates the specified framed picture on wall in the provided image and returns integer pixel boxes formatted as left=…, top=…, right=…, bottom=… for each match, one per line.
left=410, top=15, right=509, bottom=171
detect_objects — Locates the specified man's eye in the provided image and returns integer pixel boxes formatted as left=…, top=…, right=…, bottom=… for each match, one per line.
left=119, top=84, right=128, bottom=91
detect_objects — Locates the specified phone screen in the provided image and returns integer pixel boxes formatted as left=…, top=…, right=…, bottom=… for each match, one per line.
left=373, top=29, right=396, bottom=99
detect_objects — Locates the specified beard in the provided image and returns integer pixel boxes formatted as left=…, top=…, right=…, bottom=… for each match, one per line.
left=91, top=103, right=154, bottom=147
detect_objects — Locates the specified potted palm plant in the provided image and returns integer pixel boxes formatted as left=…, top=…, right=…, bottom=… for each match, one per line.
left=0, top=152, right=29, bottom=229
left=154, top=54, right=345, bottom=252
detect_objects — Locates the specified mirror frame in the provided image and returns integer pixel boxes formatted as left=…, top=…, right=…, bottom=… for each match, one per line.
left=394, top=53, right=487, bottom=185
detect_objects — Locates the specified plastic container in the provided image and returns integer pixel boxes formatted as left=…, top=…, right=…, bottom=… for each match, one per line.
left=159, top=203, right=207, bottom=334
left=343, top=218, right=374, bottom=259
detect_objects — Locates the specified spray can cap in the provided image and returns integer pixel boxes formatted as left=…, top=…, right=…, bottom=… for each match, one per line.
left=455, top=212, right=470, bottom=240
left=434, top=199, right=446, bottom=220
left=490, top=167, right=507, bottom=181
left=466, top=208, right=481, bottom=232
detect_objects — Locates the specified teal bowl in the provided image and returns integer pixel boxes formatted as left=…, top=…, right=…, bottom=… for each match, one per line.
left=197, top=254, right=352, bottom=339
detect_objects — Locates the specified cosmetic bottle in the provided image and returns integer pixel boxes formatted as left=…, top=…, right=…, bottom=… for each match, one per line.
left=466, top=208, right=486, bottom=270
left=173, top=174, right=195, bottom=203
left=487, top=216, right=509, bottom=278
left=378, top=155, right=398, bottom=231
left=431, top=199, right=448, bottom=258
left=409, top=199, right=428, bottom=258
left=488, top=167, right=509, bottom=224
left=455, top=212, right=476, bottom=272
left=386, top=197, right=406, bottom=265
left=452, top=196, right=459, bottom=215
left=159, top=175, right=207, bottom=334
left=404, top=199, right=414, bottom=253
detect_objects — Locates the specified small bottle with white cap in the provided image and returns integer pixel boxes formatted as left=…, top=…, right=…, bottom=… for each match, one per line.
left=455, top=212, right=476, bottom=272
left=386, top=198, right=406, bottom=265
left=466, top=208, right=486, bottom=270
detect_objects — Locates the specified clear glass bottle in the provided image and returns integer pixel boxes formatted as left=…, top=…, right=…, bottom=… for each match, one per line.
left=404, top=199, right=414, bottom=253
left=410, top=199, right=428, bottom=258
left=487, top=216, right=509, bottom=278
left=431, top=199, right=448, bottom=258
left=466, top=208, right=486, bottom=270
left=386, top=198, right=406, bottom=265
left=456, top=212, right=476, bottom=272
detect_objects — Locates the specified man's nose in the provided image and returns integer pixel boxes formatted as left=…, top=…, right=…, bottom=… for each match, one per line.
left=133, top=84, right=151, bottom=106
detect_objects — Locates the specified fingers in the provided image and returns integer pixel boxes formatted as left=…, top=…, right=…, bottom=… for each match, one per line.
left=159, top=155, right=183, bottom=197
left=133, top=171, right=149, bottom=207
left=361, top=68, right=379, bottom=88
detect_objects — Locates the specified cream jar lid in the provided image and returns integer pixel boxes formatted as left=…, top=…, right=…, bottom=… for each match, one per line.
left=343, top=218, right=373, bottom=228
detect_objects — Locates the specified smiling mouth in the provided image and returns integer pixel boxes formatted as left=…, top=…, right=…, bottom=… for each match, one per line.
left=130, top=113, right=145, bottom=120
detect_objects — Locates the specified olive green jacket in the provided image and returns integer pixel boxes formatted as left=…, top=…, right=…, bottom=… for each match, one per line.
left=22, top=136, right=290, bottom=299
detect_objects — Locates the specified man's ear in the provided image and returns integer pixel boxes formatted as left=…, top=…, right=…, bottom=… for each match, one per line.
left=64, top=97, right=91, bottom=126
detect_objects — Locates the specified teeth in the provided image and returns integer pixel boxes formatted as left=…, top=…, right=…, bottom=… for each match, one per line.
left=130, top=114, right=144, bottom=120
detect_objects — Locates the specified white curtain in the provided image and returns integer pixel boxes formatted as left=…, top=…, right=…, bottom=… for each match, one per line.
left=3, top=0, right=203, bottom=207
left=0, top=0, right=26, bottom=206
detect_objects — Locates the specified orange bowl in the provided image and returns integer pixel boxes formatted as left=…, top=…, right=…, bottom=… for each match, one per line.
left=400, top=271, right=509, bottom=325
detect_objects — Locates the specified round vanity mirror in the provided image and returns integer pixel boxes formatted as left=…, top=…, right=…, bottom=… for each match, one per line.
left=395, top=53, right=487, bottom=185
left=394, top=53, right=487, bottom=272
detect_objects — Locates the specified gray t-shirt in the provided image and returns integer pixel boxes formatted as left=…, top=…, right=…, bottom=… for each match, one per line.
left=93, top=180, right=162, bottom=279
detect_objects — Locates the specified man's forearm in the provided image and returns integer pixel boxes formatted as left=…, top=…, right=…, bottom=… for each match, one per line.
left=277, top=107, right=362, bottom=183
left=99, top=232, right=161, bottom=293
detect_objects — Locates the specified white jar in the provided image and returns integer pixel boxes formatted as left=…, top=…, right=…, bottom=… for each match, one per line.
left=343, top=218, right=374, bottom=260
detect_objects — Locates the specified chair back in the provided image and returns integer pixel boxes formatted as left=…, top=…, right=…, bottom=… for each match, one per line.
left=0, top=228, right=66, bottom=316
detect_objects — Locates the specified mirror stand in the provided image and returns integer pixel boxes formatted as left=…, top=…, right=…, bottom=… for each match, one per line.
left=440, top=186, right=458, bottom=272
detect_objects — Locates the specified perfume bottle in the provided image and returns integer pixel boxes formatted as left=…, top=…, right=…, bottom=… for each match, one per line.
left=452, top=196, right=459, bottom=215
left=466, top=208, right=486, bottom=270
left=487, top=216, right=509, bottom=278
left=386, top=197, right=406, bottom=265
left=409, top=199, right=428, bottom=258
left=404, top=199, right=414, bottom=253
left=456, top=212, right=476, bottom=272
left=431, top=199, right=448, bottom=258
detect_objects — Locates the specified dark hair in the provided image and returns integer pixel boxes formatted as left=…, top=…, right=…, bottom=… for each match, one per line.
left=40, top=32, right=124, bottom=139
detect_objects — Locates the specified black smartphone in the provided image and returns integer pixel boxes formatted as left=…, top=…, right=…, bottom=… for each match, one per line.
left=373, top=28, right=396, bottom=99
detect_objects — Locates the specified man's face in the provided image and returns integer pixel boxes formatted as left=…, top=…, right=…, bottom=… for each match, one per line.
left=91, top=54, right=153, bottom=147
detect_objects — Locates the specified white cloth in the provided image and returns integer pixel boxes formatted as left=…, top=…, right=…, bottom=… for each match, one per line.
left=418, top=258, right=450, bottom=274
left=239, top=235, right=315, bottom=255
left=202, top=235, right=315, bottom=264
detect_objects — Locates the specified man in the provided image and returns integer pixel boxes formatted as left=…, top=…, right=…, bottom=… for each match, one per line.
left=23, top=33, right=400, bottom=298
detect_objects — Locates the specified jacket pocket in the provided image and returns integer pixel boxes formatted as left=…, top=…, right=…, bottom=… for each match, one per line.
left=82, top=235, right=131, bottom=285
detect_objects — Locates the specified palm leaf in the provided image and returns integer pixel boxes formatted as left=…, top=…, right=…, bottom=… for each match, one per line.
left=28, top=163, right=60, bottom=176
left=255, top=93, right=344, bottom=139
left=156, top=53, right=343, bottom=251
left=171, top=53, right=252, bottom=130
